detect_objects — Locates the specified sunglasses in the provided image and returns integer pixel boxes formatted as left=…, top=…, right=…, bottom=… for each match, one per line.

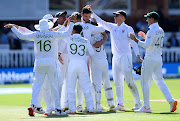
left=115, top=14, right=120, bottom=17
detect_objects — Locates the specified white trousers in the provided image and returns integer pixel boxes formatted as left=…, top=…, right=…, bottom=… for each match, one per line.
left=67, top=60, right=94, bottom=112
left=60, top=53, right=69, bottom=109
left=90, top=59, right=115, bottom=108
left=112, top=54, right=141, bottom=105
left=141, top=55, right=174, bottom=108
left=31, top=58, right=61, bottom=109
left=37, top=75, right=54, bottom=111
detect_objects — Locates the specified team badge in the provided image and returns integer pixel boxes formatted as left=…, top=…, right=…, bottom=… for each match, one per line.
left=122, top=29, right=125, bottom=33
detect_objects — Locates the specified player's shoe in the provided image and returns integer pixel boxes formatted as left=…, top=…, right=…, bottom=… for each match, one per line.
left=55, top=109, right=67, bottom=116
left=109, top=105, right=116, bottom=111
left=82, top=107, right=94, bottom=113
left=28, top=104, right=35, bottom=116
left=132, top=103, right=142, bottom=110
left=101, top=105, right=108, bottom=111
left=134, top=106, right=151, bottom=113
left=63, top=107, right=69, bottom=111
left=44, top=109, right=53, bottom=115
left=77, top=105, right=83, bottom=112
left=34, top=107, right=45, bottom=114
left=88, top=108, right=94, bottom=113
left=170, top=100, right=177, bottom=112
left=115, top=104, right=125, bottom=111
left=65, top=110, right=76, bottom=114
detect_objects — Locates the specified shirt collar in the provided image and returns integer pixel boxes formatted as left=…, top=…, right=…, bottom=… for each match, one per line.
left=117, top=22, right=125, bottom=27
left=149, top=22, right=159, bottom=29
left=73, top=34, right=82, bottom=37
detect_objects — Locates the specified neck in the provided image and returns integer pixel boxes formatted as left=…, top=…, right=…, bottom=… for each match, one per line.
left=117, top=21, right=123, bottom=26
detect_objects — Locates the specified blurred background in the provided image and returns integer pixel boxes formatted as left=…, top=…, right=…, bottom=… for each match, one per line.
left=0, top=0, right=180, bottom=84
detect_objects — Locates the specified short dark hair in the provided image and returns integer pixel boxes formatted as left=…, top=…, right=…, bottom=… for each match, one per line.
left=73, top=24, right=83, bottom=34
left=81, top=6, right=93, bottom=14
left=73, top=12, right=81, bottom=19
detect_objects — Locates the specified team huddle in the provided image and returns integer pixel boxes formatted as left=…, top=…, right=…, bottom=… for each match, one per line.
left=4, top=5, right=177, bottom=116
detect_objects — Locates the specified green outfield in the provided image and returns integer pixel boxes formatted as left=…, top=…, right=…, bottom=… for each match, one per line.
left=0, top=79, right=179, bottom=121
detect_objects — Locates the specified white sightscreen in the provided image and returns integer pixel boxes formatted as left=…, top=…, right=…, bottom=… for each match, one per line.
left=0, top=0, right=49, bottom=20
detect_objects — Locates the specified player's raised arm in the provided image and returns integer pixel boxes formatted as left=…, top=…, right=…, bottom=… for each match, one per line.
left=4, top=24, right=34, bottom=41
left=90, top=8, right=114, bottom=31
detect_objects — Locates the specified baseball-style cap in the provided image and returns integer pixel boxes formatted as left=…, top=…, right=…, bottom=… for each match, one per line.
left=144, top=12, right=160, bottom=20
left=113, top=10, right=127, bottom=18
left=55, top=11, right=67, bottom=17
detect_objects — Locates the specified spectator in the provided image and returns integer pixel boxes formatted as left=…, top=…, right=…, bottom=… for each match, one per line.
left=135, top=20, right=148, bottom=33
left=0, top=30, right=9, bottom=44
left=166, top=32, right=179, bottom=48
left=8, top=31, right=22, bottom=50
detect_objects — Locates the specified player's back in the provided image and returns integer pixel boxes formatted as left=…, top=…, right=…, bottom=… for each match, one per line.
left=146, top=23, right=164, bottom=56
left=34, top=31, right=59, bottom=59
left=65, top=34, right=94, bottom=62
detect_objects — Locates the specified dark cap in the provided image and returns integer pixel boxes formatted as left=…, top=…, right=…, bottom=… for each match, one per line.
left=73, top=24, right=83, bottom=33
left=144, top=12, right=159, bottom=20
left=113, top=10, right=127, bottom=18
left=55, top=11, right=67, bottom=17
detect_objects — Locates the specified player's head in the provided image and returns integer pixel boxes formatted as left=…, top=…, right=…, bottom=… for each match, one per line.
left=72, top=12, right=82, bottom=23
left=43, top=14, right=58, bottom=23
left=72, top=24, right=83, bottom=34
left=113, top=10, right=126, bottom=24
left=34, top=19, right=54, bottom=31
left=81, top=5, right=93, bottom=23
left=144, top=11, right=159, bottom=26
left=55, top=11, right=67, bottom=25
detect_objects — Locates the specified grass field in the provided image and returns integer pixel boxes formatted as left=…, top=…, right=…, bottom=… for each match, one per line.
left=0, top=79, right=179, bottom=121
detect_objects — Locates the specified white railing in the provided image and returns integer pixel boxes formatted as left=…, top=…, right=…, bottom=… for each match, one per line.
left=0, top=49, right=34, bottom=68
left=0, top=48, right=180, bottom=68
left=106, top=47, right=180, bottom=64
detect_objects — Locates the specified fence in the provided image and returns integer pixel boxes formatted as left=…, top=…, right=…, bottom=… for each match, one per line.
left=0, top=48, right=180, bottom=68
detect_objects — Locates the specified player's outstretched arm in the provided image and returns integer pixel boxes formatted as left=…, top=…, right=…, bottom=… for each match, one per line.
left=5, top=24, right=34, bottom=41
left=93, top=32, right=108, bottom=48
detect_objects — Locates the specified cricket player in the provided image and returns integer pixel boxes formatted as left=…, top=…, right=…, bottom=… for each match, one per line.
left=90, top=30, right=116, bottom=112
left=4, top=18, right=73, bottom=116
left=130, top=12, right=177, bottom=113
left=54, top=11, right=70, bottom=111
left=65, top=24, right=95, bottom=113
left=16, top=14, right=58, bottom=115
left=90, top=6, right=142, bottom=111
left=69, top=10, right=106, bottom=112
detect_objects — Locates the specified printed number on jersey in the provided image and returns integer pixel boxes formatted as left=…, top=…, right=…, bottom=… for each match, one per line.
left=95, top=46, right=104, bottom=52
left=70, top=43, right=85, bottom=56
left=155, top=36, right=164, bottom=48
left=37, top=40, right=51, bottom=52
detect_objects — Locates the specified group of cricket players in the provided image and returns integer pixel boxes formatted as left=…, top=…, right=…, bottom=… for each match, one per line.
left=4, top=5, right=177, bottom=117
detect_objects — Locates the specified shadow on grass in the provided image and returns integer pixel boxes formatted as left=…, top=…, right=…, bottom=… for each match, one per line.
left=151, top=112, right=179, bottom=115
left=46, top=114, right=69, bottom=118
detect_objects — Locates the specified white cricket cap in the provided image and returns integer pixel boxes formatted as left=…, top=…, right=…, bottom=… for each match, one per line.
left=34, top=19, right=54, bottom=31
left=43, top=14, right=58, bottom=23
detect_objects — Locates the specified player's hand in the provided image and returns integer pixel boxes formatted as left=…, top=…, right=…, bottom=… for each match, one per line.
left=138, top=31, right=146, bottom=39
left=58, top=55, right=64, bottom=65
left=129, top=33, right=136, bottom=40
left=4, top=24, right=14, bottom=29
left=137, top=55, right=143, bottom=62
